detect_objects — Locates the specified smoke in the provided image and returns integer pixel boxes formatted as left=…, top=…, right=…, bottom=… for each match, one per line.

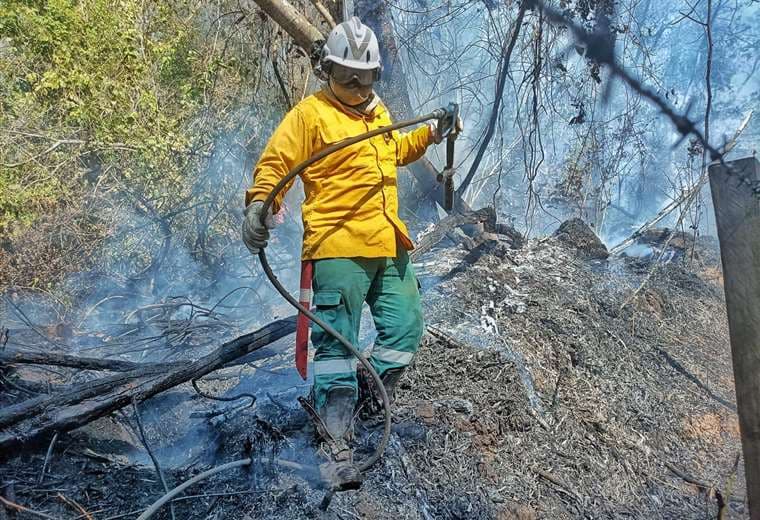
left=0, top=87, right=332, bottom=467
left=385, top=0, right=759, bottom=242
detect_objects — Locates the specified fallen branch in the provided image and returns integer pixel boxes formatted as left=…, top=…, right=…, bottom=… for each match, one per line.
left=57, top=493, right=93, bottom=520
left=533, top=467, right=582, bottom=502
left=0, top=317, right=296, bottom=451
left=0, top=349, right=148, bottom=372
left=0, top=496, right=59, bottom=520
left=664, top=462, right=744, bottom=516
left=0, top=366, right=167, bottom=430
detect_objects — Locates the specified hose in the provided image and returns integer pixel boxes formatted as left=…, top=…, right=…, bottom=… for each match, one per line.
left=136, top=459, right=252, bottom=520
left=135, top=109, right=448, bottom=520
left=136, top=457, right=324, bottom=520
left=258, top=108, right=446, bottom=471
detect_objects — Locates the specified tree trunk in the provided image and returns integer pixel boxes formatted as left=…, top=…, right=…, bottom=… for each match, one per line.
left=248, top=0, right=323, bottom=50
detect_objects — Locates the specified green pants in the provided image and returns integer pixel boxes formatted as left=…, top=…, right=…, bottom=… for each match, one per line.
left=310, top=248, right=424, bottom=410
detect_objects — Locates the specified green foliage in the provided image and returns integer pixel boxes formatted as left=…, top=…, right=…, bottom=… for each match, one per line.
left=0, top=0, right=265, bottom=233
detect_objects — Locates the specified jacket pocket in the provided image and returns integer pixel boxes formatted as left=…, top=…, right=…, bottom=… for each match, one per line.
left=318, top=125, right=351, bottom=146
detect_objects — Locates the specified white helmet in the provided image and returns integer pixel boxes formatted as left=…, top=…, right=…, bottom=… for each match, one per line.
left=322, top=17, right=381, bottom=71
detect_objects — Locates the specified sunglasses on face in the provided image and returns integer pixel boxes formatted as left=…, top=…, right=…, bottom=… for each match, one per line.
left=330, top=63, right=380, bottom=86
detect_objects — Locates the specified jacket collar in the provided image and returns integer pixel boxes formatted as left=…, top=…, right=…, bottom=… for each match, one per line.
left=319, top=85, right=386, bottom=120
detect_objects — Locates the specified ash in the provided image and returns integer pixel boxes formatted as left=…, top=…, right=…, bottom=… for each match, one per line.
left=0, top=226, right=745, bottom=519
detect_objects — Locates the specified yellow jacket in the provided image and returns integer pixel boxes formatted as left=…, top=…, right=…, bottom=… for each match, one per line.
left=246, top=88, right=431, bottom=260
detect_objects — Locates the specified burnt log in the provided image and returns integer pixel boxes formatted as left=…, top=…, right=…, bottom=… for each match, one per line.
left=0, top=366, right=167, bottom=430
left=0, top=317, right=296, bottom=453
left=410, top=207, right=523, bottom=262
left=0, top=349, right=148, bottom=372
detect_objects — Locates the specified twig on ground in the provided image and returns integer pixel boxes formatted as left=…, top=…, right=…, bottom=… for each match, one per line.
left=425, top=326, right=465, bottom=349
left=132, top=399, right=176, bottom=520
left=99, top=510, right=148, bottom=520
left=192, top=377, right=256, bottom=406
left=57, top=493, right=93, bottom=520
left=38, top=431, right=59, bottom=484
left=0, top=496, right=59, bottom=520
left=665, top=462, right=744, bottom=513
left=533, top=467, right=582, bottom=502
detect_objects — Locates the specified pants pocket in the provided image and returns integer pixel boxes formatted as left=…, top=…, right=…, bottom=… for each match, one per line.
left=311, top=289, right=343, bottom=337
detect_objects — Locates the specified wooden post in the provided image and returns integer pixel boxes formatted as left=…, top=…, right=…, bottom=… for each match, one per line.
left=709, top=155, right=760, bottom=517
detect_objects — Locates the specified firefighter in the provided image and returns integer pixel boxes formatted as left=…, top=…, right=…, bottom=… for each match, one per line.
left=243, top=17, right=459, bottom=465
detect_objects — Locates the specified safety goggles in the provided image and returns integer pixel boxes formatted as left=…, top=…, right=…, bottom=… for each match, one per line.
left=329, top=63, right=380, bottom=86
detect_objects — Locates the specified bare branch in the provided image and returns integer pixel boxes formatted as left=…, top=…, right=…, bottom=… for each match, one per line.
left=526, top=0, right=760, bottom=198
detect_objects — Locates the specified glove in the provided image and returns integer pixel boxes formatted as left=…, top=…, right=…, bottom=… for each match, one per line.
left=428, top=116, right=463, bottom=145
left=242, top=201, right=275, bottom=255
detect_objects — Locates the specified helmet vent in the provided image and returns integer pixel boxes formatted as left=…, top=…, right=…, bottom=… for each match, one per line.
left=366, top=50, right=370, bottom=62
left=343, top=47, right=348, bottom=59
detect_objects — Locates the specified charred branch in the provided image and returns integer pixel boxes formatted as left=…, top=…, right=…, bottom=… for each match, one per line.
left=457, top=1, right=528, bottom=200
left=0, top=317, right=296, bottom=452
left=0, top=349, right=149, bottom=373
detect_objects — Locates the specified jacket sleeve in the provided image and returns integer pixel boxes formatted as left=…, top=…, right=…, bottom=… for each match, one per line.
left=245, top=107, right=313, bottom=213
left=393, top=124, right=432, bottom=166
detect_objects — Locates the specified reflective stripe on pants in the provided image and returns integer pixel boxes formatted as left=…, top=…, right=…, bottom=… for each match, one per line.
left=310, top=247, right=424, bottom=410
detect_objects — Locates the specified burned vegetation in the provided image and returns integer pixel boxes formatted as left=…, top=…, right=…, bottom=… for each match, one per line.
left=2, top=0, right=759, bottom=518
left=0, top=218, right=747, bottom=519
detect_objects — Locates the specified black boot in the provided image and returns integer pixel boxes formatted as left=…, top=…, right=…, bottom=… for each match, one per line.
left=299, top=387, right=363, bottom=491
left=317, top=387, right=354, bottom=460
left=358, top=366, right=404, bottom=419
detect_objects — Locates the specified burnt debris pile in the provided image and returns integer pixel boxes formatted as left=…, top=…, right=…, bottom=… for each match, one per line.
left=0, top=218, right=746, bottom=519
